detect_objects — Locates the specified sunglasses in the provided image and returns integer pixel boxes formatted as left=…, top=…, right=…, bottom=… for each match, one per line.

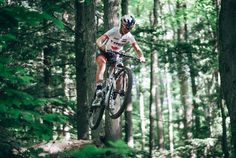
left=122, top=24, right=133, bottom=30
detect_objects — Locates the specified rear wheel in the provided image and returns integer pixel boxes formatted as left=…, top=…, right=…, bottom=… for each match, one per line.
left=89, top=93, right=105, bottom=130
left=108, top=67, right=132, bottom=119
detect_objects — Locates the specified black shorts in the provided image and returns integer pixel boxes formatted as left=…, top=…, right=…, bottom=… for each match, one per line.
left=96, top=49, right=119, bottom=63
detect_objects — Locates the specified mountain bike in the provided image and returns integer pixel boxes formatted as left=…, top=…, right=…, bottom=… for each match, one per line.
left=89, top=51, right=140, bottom=130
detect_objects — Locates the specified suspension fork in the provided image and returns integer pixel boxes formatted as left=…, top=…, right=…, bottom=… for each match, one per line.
left=104, top=64, right=115, bottom=105
left=113, top=66, right=127, bottom=96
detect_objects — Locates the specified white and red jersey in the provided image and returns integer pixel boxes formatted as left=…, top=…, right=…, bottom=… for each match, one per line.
left=104, top=27, right=136, bottom=52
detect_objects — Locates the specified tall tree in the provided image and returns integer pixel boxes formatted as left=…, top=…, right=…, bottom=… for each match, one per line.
left=155, top=52, right=165, bottom=155
left=139, top=66, right=146, bottom=150
left=121, top=0, right=128, bottom=15
left=213, top=0, right=229, bottom=156
left=153, top=0, right=159, bottom=26
left=175, top=0, right=194, bottom=141
left=149, top=51, right=157, bottom=158
left=165, top=64, right=174, bottom=157
left=121, top=0, right=134, bottom=147
left=41, top=0, right=54, bottom=140
left=216, top=72, right=229, bottom=158
left=219, top=0, right=236, bottom=156
left=104, top=0, right=121, bottom=142
left=75, top=0, right=96, bottom=140
left=152, top=0, right=165, bottom=155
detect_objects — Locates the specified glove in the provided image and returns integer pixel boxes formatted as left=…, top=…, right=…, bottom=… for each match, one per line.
left=139, top=56, right=145, bottom=63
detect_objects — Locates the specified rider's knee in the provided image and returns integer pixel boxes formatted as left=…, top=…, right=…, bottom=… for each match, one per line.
left=96, top=55, right=106, bottom=65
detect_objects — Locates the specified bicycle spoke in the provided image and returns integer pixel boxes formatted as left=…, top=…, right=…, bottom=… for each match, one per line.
left=89, top=96, right=105, bottom=130
left=108, top=67, right=132, bottom=119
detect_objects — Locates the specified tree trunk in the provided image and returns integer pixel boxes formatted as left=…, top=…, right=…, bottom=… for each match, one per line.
left=43, top=45, right=52, bottom=98
left=75, top=0, right=96, bottom=140
left=124, top=104, right=133, bottom=147
left=121, top=0, right=128, bottom=15
left=149, top=51, right=157, bottom=158
left=219, top=0, right=236, bottom=155
left=104, top=0, right=119, bottom=28
left=176, top=0, right=194, bottom=142
left=165, top=64, right=174, bottom=157
left=154, top=52, right=165, bottom=155
left=121, top=0, right=134, bottom=148
left=104, top=0, right=121, bottom=142
left=41, top=0, right=54, bottom=140
left=84, top=0, right=97, bottom=110
left=153, top=0, right=159, bottom=26
left=186, top=49, right=195, bottom=139
left=41, top=0, right=52, bottom=98
left=152, top=0, right=165, bottom=155
left=217, top=76, right=229, bottom=158
left=139, top=66, right=146, bottom=150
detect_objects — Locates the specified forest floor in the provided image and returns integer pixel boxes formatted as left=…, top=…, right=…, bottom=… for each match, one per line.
left=31, top=139, right=91, bottom=157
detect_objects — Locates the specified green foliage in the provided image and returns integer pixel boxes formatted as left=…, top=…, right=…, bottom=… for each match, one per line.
left=0, top=57, right=41, bottom=153
left=0, top=5, right=63, bottom=29
left=0, top=2, right=69, bottom=157
left=62, top=140, right=134, bottom=158
left=0, top=0, right=228, bottom=157
left=176, top=138, right=222, bottom=157
left=23, top=148, right=46, bottom=158
left=0, top=55, right=70, bottom=156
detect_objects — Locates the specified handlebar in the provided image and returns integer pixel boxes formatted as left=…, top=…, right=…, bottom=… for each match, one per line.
left=107, top=50, right=142, bottom=63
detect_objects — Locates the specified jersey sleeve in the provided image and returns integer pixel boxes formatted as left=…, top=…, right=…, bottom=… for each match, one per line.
left=128, top=34, right=136, bottom=44
left=104, top=27, right=117, bottom=38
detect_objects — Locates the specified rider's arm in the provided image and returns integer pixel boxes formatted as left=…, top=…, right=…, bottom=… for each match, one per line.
left=96, top=34, right=108, bottom=51
left=132, top=42, right=145, bottom=62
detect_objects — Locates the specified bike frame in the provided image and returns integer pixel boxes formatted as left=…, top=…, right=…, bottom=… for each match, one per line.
left=89, top=50, right=140, bottom=129
left=104, top=59, right=122, bottom=107
left=103, top=51, right=138, bottom=108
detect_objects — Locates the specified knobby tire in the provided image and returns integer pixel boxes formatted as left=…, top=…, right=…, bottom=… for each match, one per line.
left=89, top=94, right=105, bottom=130
left=108, top=67, right=133, bottom=119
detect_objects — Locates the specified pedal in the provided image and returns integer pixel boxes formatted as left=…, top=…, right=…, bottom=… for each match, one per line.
left=92, top=97, right=102, bottom=107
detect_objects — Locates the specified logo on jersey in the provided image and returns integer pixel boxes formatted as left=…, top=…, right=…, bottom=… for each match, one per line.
left=111, top=40, right=124, bottom=47
left=111, top=46, right=119, bottom=50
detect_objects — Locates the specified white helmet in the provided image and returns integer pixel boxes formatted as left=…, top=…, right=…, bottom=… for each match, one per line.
left=121, top=15, right=136, bottom=30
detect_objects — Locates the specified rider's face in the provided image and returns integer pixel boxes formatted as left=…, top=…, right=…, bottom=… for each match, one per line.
left=121, top=24, right=133, bottom=34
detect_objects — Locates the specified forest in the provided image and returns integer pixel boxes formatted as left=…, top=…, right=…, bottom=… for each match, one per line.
left=0, top=0, right=236, bottom=157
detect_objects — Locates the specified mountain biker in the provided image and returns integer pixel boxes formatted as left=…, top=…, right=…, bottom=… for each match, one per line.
left=95, top=15, right=145, bottom=99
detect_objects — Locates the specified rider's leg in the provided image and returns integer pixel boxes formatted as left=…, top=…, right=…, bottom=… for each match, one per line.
left=95, top=55, right=106, bottom=97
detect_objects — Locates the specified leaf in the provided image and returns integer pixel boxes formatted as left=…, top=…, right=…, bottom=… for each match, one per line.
left=31, top=123, right=53, bottom=141
left=0, top=104, right=8, bottom=113
left=42, top=113, right=67, bottom=124
left=52, top=18, right=64, bottom=29
left=0, top=99, right=12, bottom=106
left=0, top=34, right=16, bottom=42
left=0, top=56, right=10, bottom=65
left=108, top=140, right=129, bottom=148
left=8, top=109, right=21, bottom=119
left=0, top=43, right=6, bottom=51
left=47, top=98, right=64, bottom=104
left=18, top=75, right=34, bottom=84
left=22, top=111, right=34, bottom=122
left=70, top=145, right=108, bottom=158
left=42, top=12, right=64, bottom=29
left=42, top=134, right=51, bottom=141
left=3, top=89, right=39, bottom=107
left=33, top=98, right=47, bottom=106
left=11, top=99, right=22, bottom=107
left=107, top=140, right=132, bottom=156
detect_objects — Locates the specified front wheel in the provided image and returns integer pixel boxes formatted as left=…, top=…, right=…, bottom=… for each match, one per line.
left=108, top=67, right=133, bottom=119
left=89, top=93, right=105, bottom=130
